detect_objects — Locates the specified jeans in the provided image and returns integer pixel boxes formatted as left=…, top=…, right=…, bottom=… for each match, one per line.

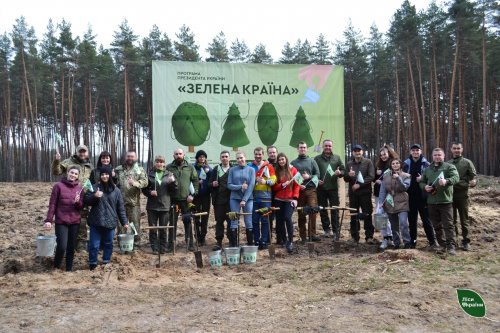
left=275, top=200, right=294, bottom=244
left=88, top=225, right=115, bottom=265
left=229, top=199, right=253, bottom=229
left=54, top=223, right=80, bottom=271
left=147, top=209, right=169, bottom=251
left=252, top=200, right=271, bottom=245
left=388, top=211, right=410, bottom=247
left=317, top=188, right=340, bottom=232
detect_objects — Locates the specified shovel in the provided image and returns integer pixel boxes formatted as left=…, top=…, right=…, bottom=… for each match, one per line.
left=255, top=207, right=280, bottom=259
left=190, top=212, right=208, bottom=268
left=314, top=130, right=325, bottom=153
left=297, top=206, right=323, bottom=256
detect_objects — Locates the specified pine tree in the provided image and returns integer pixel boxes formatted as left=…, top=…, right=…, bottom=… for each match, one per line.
left=312, top=34, right=332, bottom=64
left=206, top=31, right=229, bottom=62
left=250, top=43, right=273, bottom=64
left=220, top=102, right=250, bottom=151
left=279, top=42, right=295, bottom=64
left=174, top=25, right=200, bottom=61
left=229, top=38, right=250, bottom=63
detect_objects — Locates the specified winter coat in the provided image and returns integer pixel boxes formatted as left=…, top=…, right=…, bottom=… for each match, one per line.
left=209, top=164, right=231, bottom=205
left=290, top=155, right=320, bottom=190
left=114, top=163, right=148, bottom=207
left=45, top=178, right=84, bottom=225
left=142, top=169, right=178, bottom=211
left=84, top=183, right=128, bottom=229
left=166, top=159, right=199, bottom=201
left=447, top=156, right=477, bottom=197
left=193, top=163, right=212, bottom=196
left=52, top=155, right=93, bottom=186
left=344, top=157, right=375, bottom=196
left=314, top=153, right=345, bottom=190
left=419, top=162, right=459, bottom=205
left=378, top=171, right=411, bottom=214
left=272, top=166, right=301, bottom=201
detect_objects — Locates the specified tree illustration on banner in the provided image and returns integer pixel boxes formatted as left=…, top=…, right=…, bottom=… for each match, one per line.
left=256, top=102, right=280, bottom=146
left=171, top=102, right=210, bottom=152
left=289, top=106, right=314, bottom=148
left=220, top=102, right=250, bottom=151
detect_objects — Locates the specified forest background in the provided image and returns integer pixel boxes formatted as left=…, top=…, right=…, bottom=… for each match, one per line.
left=0, top=0, right=498, bottom=181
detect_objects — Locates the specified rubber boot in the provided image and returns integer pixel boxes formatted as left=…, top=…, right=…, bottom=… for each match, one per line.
left=229, top=229, right=237, bottom=247
left=246, top=228, right=254, bottom=246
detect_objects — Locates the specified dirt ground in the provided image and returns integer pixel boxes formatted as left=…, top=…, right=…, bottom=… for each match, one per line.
left=0, top=176, right=499, bottom=332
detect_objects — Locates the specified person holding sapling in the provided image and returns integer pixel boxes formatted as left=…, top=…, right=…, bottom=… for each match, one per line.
left=420, top=148, right=459, bottom=255
left=44, top=166, right=84, bottom=272
left=192, top=150, right=212, bottom=246
left=142, top=155, right=177, bottom=254
left=377, top=159, right=411, bottom=249
left=115, top=150, right=148, bottom=246
left=272, top=153, right=300, bottom=253
left=89, top=151, right=116, bottom=184
left=52, top=144, right=93, bottom=251
left=85, top=166, right=129, bottom=270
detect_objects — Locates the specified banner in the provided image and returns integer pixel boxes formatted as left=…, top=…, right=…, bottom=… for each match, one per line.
left=152, top=61, right=344, bottom=165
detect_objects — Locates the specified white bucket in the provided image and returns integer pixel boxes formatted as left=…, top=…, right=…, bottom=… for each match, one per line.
left=241, top=245, right=258, bottom=264
left=118, top=234, right=134, bottom=252
left=208, top=250, right=223, bottom=268
left=224, top=247, right=240, bottom=266
left=374, top=213, right=389, bottom=231
left=36, top=235, right=57, bottom=257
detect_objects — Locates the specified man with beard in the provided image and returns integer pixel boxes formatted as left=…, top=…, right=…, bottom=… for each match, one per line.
left=403, top=144, right=438, bottom=249
left=52, top=144, right=94, bottom=251
left=447, top=142, right=477, bottom=251
left=209, top=150, right=232, bottom=250
left=420, top=148, right=459, bottom=255
left=167, top=148, right=199, bottom=251
left=344, top=144, right=375, bottom=244
left=314, top=139, right=345, bottom=240
left=115, top=150, right=148, bottom=246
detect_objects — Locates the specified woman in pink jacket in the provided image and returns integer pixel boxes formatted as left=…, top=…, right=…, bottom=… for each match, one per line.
left=44, top=166, right=84, bottom=271
left=272, top=153, right=300, bottom=253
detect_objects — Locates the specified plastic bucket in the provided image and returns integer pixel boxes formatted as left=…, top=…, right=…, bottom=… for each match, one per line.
left=208, top=250, right=223, bottom=268
left=241, top=245, right=258, bottom=264
left=118, top=234, right=134, bottom=252
left=374, top=213, right=389, bottom=231
left=224, top=247, right=240, bottom=266
left=36, top=235, right=57, bottom=257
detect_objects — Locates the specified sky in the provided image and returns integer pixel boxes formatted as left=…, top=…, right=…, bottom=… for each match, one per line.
left=1, top=0, right=439, bottom=59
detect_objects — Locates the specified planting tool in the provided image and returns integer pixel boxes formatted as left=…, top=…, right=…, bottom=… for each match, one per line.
left=328, top=206, right=358, bottom=251
left=297, top=206, right=324, bottom=255
left=188, top=212, right=208, bottom=268
left=142, top=225, right=175, bottom=268
left=227, top=211, right=252, bottom=247
left=255, top=207, right=280, bottom=259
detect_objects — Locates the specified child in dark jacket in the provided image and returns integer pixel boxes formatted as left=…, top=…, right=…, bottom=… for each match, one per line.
left=84, top=166, right=128, bottom=270
left=44, top=166, right=84, bottom=271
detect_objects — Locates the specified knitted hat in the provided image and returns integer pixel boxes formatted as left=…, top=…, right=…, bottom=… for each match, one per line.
left=195, top=150, right=207, bottom=160
left=99, top=165, right=113, bottom=176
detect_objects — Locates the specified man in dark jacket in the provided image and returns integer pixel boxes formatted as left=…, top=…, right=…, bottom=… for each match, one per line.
left=52, top=144, right=94, bottom=251
left=142, top=155, right=178, bottom=254
left=166, top=148, right=199, bottom=251
left=420, top=148, right=459, bottom=255
left=314, top=139, right=345, bottom=240
left=192, top=150, right=212, bottom=246
left=403, top=144, right=437, bottom=248
left=447, top=142, right=477, bottom=251
left=266, top=146, right=280, bottom=245
left=209, top=150, right=232, bottom=250
left=344, top=144, right=375, bottom=244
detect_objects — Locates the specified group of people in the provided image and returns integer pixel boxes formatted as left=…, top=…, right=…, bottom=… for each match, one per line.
left=44, top=139, right=477, bottom=271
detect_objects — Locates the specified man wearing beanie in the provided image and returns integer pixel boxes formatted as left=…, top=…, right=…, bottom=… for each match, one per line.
left=192, top=150, right=212, bottom=246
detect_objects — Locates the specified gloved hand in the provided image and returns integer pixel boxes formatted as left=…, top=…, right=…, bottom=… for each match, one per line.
left=228, top=212, right=239, bottom=220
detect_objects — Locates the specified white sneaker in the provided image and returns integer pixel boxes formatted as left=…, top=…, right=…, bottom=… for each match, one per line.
left=379, top=239, right=388, bottom=250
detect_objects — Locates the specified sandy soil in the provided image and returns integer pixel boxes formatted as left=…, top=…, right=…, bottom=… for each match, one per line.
left=0, top=177, right=499, bottom=332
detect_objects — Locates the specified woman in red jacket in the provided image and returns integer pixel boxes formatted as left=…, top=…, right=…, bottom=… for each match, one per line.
left=272, top=153, right=300, bottom=253
left=44, top=166, right=84, bottom=271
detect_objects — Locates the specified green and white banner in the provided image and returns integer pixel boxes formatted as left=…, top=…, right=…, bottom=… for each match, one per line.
left=152, top=61, right=344, bottom=164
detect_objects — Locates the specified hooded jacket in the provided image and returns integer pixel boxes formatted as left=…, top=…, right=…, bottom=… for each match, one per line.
left=84, top=182, right=128, bottom=229
left=378, top=171, right=411, bottom=214
left=45, top=178, right=84, bottom=224
left=167, top=159, right=199, bottom=201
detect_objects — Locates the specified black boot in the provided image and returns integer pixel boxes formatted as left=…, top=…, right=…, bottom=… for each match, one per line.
left=246, top=229, right=254, bottom=246
left=229, top=229, right=237, bottom=247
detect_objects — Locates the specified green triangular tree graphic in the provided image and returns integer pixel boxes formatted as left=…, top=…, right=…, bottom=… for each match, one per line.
left=220, top=103, right=250, bottom=151
left=289, top=106, right=314, bottom=148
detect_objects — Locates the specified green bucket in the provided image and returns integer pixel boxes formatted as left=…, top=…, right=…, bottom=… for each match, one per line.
left=224, top=247, right=240, bottom=266
left=118, top=234, right=134, bottom=252
left=241, top=245, right=258, bottom=264
left=208, top=250, right=223, bottom=268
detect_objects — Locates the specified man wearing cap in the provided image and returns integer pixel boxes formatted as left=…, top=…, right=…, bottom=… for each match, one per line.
left=52, top=144, right=94, bottom=251
left=344, top=144, right=375, bottom=244
left=115, top=150, right=148, bottom=246
left=447, top=142, right=477, bottom=251
left=403, top=144, right=437, bottom=248
left=193, top=150, right=212, bottom=246
left=420, top=148, right=459, bottom=255
left=314, top=139, right=345, bottom=240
